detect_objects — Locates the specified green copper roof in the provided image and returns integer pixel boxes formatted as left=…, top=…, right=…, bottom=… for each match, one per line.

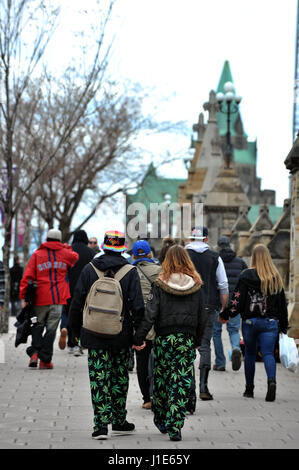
left=216, top=60, right=248, bottom=139
left=126, top=164, right=186, bottom=211
left=248, top=205, right=283, bottom=225
left=216, top=60, right=234, bottom=93
left=234, top=141, right=257, bottom=165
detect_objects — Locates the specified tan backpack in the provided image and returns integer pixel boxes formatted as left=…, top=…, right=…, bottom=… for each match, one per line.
left=82, top=263, right=134, bottom=337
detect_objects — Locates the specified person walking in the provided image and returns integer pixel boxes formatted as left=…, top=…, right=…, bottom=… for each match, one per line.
left=158, top=236, right=176, bottom=264
left=133, top=245, right=205, bottom=442
left=212, top=236, right=247, bottom=372
left=185, top=227, right=229, bottom=401
left=132, top=239, right=161, bottom=410
left=67, top=230, right=145, bottom=440
left=19, top=229, right=79, bottom=369
left=219, top=244, right=288, bottom=402
left=10, top=256, right=23, bottom=316
left=58, top=230, right=95, bottom=355
left=88, top=237, right=100, bottom=254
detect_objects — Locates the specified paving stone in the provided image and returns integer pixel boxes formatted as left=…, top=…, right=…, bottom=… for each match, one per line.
left=1, top=317, right=299, bottom=451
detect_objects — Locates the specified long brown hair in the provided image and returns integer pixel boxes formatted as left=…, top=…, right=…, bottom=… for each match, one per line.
left=159, top=245, right=203, bottom=285
left=250, top=244, right=283, bottom=295
left=158, top=236, right=176, bottom=264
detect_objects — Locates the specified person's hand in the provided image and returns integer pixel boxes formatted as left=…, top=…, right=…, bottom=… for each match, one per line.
left=218, top=314, right=229, bottom=324
left=21, top=300, right=27, bottom=309
left=132, top=342, right=146, bottom=351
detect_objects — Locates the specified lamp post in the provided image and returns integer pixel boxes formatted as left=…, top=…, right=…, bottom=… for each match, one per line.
left=216, top=81, right=242, bottom=169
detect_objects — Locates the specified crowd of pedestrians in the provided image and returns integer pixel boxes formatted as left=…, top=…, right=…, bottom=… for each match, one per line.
left=9, top=225, right=289, bottom=442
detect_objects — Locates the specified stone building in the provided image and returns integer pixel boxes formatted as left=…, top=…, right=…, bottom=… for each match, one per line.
left=284, top=133, right=299, bottom=339
left=125, top=61, right=287, bottom=273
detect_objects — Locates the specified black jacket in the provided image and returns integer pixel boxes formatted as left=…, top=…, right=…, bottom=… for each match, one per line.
left=219, top=248, right=247, bottom=301
left=67, top=253, right=145, bottom=350
left=68, top=242, right=95, bottom=295
left=133, top=277, right=206, bottom=347
left=220, top=268, right=288, bottom=333
left=10, top=263, right=23, bottom=301
left=187, top=248, right=220, bottom=308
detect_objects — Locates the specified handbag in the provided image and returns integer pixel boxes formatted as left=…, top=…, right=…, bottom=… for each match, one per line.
left=279, top=333, right=299, bottom=373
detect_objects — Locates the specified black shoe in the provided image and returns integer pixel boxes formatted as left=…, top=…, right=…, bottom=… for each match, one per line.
left=92, top=426, right=108, bottom=440
left=213, top=364, right=226, bottom=371
left=154, top=421, right=167, bottom=434
left=265, top=379, right=276, bottom=402
left=186, top=396, right=196, bottom=414
left=243, top=385, right=254, bottom=398
left=112, top=420, right=135, bottom=435
left=231, top=349, right=242, bottom=371
left=169, top=431, right=182, bottom=441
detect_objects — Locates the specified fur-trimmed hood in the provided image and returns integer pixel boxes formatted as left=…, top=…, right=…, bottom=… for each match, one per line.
left=155, top=274, right=202, bottom=296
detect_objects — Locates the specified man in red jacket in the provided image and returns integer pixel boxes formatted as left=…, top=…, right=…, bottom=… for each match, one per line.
left=20, top=229, right=79, bottom=369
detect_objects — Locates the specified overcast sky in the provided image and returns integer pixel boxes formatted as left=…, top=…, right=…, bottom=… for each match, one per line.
left=45, top=0, right=299, bottom=240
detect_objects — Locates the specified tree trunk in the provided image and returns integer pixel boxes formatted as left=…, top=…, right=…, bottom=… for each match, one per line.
left=0, top=217, right=12, bottom=333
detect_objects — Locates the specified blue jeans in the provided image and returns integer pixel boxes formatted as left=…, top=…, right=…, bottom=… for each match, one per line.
left=212, top=313, right=241, bottom=367
left=241, top=317, right=279, bottom=386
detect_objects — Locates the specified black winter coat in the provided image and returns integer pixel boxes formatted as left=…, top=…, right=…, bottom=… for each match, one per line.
left=10, top=263, right=23, bottom=301
left=67, top=253, right=145, bottom=350
left=220, top=268, right=288, bottom=334
left=219, top=248, right=247, bottom=301
left=133, top=277, right=206, bottom=347
left=68, top=241, right=95, bottom=295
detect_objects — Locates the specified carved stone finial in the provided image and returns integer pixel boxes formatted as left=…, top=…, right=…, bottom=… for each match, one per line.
left=203, top=90, right=219, bottom=123
left=192, top=113, right=205, bottom=142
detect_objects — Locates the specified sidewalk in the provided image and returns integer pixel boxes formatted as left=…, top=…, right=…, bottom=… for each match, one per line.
left=0, top=317, right=298, bottom=450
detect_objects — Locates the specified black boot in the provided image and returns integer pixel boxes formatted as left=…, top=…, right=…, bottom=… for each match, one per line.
left=265, top=378, right=276, bottom=402
left=199, top=367, right=213, bottom=400
left=186, top=395, right=196, bottom=414
left=243, top=385, right=254, bottom=398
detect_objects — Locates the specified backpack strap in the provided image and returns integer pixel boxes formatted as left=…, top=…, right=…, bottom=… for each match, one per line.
left=114, top=264, right=135, bottom=281
left=89, top=263, right=105, bottom=279
left=136, top=264, right=154, bottom=286
left=89, top=262, right=134, bottom=281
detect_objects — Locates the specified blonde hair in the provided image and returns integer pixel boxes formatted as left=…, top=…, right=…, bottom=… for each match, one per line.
left=159, top=245, right=203, bottom=285
left=250, top=244, right=283, bottom=295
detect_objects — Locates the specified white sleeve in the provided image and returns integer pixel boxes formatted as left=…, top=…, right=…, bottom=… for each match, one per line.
left=216, top=257, right=229, bottom=294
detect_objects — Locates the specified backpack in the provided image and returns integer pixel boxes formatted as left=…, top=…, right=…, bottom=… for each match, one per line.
left=82, top=263, right=134, bottom=337
left=136, top=263, right=161, bottom=341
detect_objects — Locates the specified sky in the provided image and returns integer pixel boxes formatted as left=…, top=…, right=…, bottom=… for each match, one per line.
left=6, top=0, right=298, bottom=248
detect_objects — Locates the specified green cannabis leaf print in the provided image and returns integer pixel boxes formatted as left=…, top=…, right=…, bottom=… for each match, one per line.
left=152, top=333, right=196, bottom=438
left=88, top=348, right=130, bottom=431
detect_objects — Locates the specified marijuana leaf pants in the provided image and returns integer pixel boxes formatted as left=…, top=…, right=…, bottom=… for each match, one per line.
left=152, top=333, right=196, bottom=437
left=87, top=347, right=131, bottom=431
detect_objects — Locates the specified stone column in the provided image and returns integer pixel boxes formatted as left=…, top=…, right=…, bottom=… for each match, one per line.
left=284, top=134, right=299, bottom=339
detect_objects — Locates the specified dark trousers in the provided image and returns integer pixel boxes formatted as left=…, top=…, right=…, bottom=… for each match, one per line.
left=26, top=305, right=62, bottom=363
left=135, top=340, right=153, bottom=403
left=189, top=306, right=217, bottom=398
left=60, top=299, right=77, bottom=347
